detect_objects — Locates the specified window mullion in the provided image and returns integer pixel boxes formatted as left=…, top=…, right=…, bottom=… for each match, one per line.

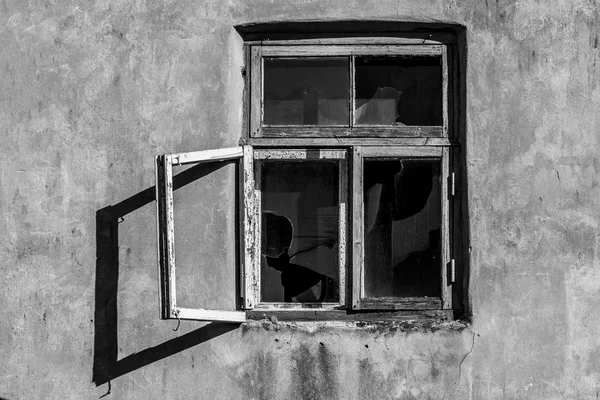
left=250, top=46, right=262, bottom=137
left=442, top=45, right=449, bottom=137
left=351, top=146, right=364, bottom=310
left=349, top=55, right=355, bottom=128
left=338, top=156, right=348, bottom=306
left=243, top=145, right=260, bottom=309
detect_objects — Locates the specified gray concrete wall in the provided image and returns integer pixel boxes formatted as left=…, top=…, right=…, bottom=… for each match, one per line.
left=1, top=0, right=599, bottom=399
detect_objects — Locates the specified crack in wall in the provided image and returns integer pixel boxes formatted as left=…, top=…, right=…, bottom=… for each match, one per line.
left=458, top=331, right=476, bottom=382
left=442, top=331, right=476, bottom=399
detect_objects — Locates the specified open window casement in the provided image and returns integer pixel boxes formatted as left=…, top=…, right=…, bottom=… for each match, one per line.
left=155, top=146, right=250, bottom=323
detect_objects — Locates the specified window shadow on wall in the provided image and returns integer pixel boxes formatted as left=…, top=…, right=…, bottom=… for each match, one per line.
left=92, top=160, right=241, bottom=386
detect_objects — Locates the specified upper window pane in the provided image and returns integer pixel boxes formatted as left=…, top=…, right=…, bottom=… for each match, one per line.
left=355, top=56, right=442, bottom=126
left=363, top=158, right=441, bottom=298
left=263, top=58, right=349, bottom=126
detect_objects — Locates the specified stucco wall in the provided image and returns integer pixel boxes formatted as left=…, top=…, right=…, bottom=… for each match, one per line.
left=1, top=0, right=599, bottom=399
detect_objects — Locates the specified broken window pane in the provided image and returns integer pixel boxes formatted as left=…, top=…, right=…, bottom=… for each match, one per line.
left=264, top=58, right=349, bottom=126
left=363, top=158, right=441, bottom=298
left=354, top=56, right=442, bottom=126
left=260, top=161, right=339, bottom=303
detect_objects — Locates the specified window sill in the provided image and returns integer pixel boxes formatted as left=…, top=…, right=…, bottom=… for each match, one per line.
left=242, top=311, right=468, bottom=334
left=246, top=308, right=458, bottom=323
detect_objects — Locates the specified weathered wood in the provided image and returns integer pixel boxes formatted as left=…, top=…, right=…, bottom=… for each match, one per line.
left=239, top=146, right=249, bottom=308
left=338, top=157, right=348, bottom=307
left=163, top=154, right=177, bottom=318
left=253, top=302, right=344, bottom=310
left=156, top=149, right=249, bottom=321
left=441, top=147, right=452, bottom=309
left=352, top=147, right=364, bottom=310
left=176, top=307, right=246, bottom=323
left=359, top=146, right=443, bottom=158
left=244, top=137, right=456, bottom=147
left=155, top=155, right=170, bottom=319
left=168, top=147, right=243, bottom=166
left=253, top=148, right=347, bottom=160
left=250, top=46, right=262, bottom=137
left=252, top=158, right=263, bottom=304
left=350, top=55, right=356, bottom=127
left=452, top=147, right=465, bottom=310
left=450, top=44, right=460, bottom=140
left=260, top=126, right=443, bottom=137
left=246, top=308, right=454, bottom=322
left=359, top=297, right=442, bottom=310
left=243, top=36, right=451, bottom=46
left=241, top=31, right=458, bottom=45
left=442, top=45, right=449, bottom=137
left=243, top=145, right=259, bottom=309
left=261, top=44, right=443, bottom=57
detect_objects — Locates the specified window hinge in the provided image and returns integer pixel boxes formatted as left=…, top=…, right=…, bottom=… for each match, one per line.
left=448, top=259, right=456, bottom=284
left=450, top=172, right=455, bottom=196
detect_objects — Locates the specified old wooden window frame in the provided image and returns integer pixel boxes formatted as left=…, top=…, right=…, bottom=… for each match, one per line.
left=244, top=148, right=349, bottom=310
left=155, top=147, right=247, bottom=322
left=250, top=41, right=448, bottom=138
left=351, top=146, right=452, bottom=311
left=155, top=36, right=462, bottom=322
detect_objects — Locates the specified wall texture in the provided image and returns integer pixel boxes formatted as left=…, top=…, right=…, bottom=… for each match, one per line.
left=1, top=0, right=599, bottom=399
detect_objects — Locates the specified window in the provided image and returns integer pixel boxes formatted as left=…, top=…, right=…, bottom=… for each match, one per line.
left=155, top=35, right=463, bottom=322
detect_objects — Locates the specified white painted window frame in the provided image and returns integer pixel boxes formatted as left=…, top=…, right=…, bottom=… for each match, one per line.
left=155, top=146, right=247, bottom=323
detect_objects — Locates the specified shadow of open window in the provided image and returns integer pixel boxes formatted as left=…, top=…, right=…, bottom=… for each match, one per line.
left=93, top=160, right=241, bottom=386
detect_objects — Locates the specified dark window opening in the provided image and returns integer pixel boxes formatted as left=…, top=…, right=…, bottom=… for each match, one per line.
left=363, top=158, right=441, bottom=297
left=355, top=56, right=442, bottom=126
left=260, top=161, right=340, bottom=302
left=263, top=58, right=349, bottom=126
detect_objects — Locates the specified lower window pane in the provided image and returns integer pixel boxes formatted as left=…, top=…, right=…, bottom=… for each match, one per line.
left=260, top=161, right=340, bottom=303
left=363, top=158, right=441, bottom=297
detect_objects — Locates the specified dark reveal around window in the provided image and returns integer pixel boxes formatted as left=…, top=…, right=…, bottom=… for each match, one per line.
left=363, top=158, right=441, bottom=298
left=263, top=58, right=349, bottom=126
left=355, top=56, right=442, bottom=126
left=260, top=161, right=339, bottom=303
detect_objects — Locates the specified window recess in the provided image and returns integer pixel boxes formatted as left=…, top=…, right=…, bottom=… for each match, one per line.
left=155, top=37, right=463, bottom=322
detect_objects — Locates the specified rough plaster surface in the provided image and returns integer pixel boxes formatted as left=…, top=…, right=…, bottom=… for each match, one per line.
left=1, top=0, right=599, bottom=399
